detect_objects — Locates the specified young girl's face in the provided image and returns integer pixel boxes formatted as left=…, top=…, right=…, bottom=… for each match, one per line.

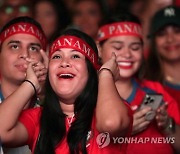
left=99, top=35, right=143, bottom=79
left=49, top=48, right=88, bottom=102
left=155, top=25, right=180, bottom=62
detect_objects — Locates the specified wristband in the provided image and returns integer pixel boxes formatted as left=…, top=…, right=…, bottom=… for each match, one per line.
left=98, top=68, right=114, bottom=78
left=24, top=80, right=37, bottom=95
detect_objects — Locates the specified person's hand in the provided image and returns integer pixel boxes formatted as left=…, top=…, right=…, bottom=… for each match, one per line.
left=131, top=105, right=152, bottom=135
left=25, top=49, right=49, bottom=95
left=156, top=102, right=169, bottom=129
left=99, top=52, right=120, bottom=81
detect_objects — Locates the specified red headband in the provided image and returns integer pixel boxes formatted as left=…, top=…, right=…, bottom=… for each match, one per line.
left=97, top=22, right=143, bottom=41
left=50, top=35, right=100, bottom=70
left=0, top=22, right=47, bottom=50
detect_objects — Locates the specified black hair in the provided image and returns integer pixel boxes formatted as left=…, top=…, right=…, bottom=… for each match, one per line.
left=99, top=11, right=142, bottom=45
left=0, top=16, right=45, bottom=51
left=143, top=35, right=164, bottom=82
left=98, top=11, right=145, bottom=79
left=103, top=10, right=141, bottom=24
left=34, top=28, right=98, bottom=154
left=0, top=16, right=43, bottom=34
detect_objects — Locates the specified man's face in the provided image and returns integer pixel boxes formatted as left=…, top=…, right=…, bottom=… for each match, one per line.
left=0, top=33, right=43, bottom=84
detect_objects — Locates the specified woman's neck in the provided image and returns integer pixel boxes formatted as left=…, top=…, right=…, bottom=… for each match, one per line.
left=163, top=60, right=180, bottom=84
left=60, top=101, right=75, bottom=117
left=115, top=78, right=133, bottom=100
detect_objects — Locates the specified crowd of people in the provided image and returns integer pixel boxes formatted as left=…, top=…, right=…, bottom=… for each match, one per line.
left=0, top=0, right=180, bottom=154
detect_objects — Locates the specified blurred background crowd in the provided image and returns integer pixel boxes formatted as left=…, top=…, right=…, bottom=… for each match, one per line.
left=0, top=0, right=180, bottom=154
left=0, top=0, right=179, bottom=49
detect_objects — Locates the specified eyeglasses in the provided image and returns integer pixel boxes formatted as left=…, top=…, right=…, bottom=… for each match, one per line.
left=1, top=5, right=30, bottom=14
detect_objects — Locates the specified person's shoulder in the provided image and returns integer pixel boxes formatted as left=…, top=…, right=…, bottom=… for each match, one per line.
left=134, top=79, right=166, bottom=94
left=140, top=79, right=164, bottom=89
left=19, top=107, right=42, bottom=127
left=22, top=107, right=42, bottom=118
left=24, top=106, right=42, bottom=112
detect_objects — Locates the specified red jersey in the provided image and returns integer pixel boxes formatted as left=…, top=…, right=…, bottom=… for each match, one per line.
left=19, top=105, right=132, bottom=154
left=164, top=81, right=180, bottom=113
left=126, top=79, right=180, bottom=154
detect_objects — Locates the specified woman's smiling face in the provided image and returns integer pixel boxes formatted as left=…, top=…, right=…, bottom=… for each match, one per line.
left=99, top=35, right=143, bottom=79
left=49, top=48, right=88, bottom=103
left=155, top=25, right=180, bottom=62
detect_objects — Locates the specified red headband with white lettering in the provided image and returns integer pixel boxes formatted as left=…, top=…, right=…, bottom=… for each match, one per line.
left=50, top=35, right=100, bottom=70
left=0, top=22, right=47, bottom=50
left=97, top=22, right=143, bottom=41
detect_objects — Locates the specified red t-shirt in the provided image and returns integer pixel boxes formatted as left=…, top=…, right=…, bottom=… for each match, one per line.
left=19, top=105, right=132, bottom=154
left=164, top=81, right=180, bottom=113
left=176, top=0, right=180, bottom=7
left=126, top=79, right=180, bottom=154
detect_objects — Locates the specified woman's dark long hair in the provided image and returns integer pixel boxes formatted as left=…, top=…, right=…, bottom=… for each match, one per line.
left=144, top=36, right=165, bottom=83
left=34, top=29, right=99, bottom=154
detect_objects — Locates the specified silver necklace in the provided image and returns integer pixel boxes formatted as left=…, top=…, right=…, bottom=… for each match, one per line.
left=66, top=114, right=75, bottom=127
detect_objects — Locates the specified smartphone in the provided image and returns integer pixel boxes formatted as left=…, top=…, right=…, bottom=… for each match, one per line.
left=139, top=93, right=164, bottom=121
left=139, top=93, right=163, bottom=110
